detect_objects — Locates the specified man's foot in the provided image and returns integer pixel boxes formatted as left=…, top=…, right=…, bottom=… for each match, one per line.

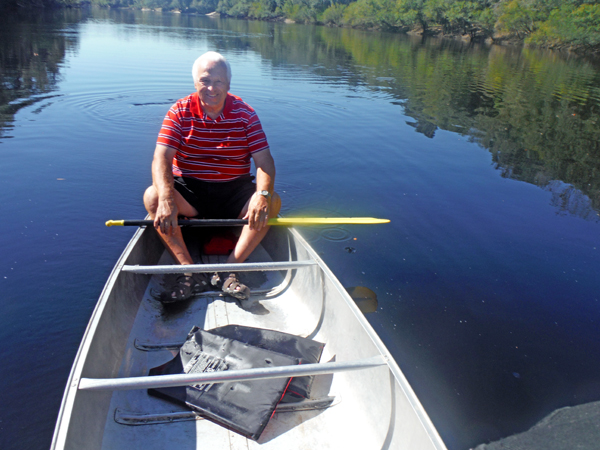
left=157, top=273, right=209, bottom=304
left=212, top=272, right=250, bottom=301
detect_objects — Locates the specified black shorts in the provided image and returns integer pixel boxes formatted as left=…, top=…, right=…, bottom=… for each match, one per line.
left=174, top=176, right=256, bottom=219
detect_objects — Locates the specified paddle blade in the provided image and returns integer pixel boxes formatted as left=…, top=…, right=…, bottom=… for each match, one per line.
left=346, top=286, right=378, bottom=314
left=106, top=220, right=125, bottom=227
left=268, top=218, right=390, bottom=225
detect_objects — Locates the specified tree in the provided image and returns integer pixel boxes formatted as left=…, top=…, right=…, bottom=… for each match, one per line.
left=497, top=0, right=536, bottom=38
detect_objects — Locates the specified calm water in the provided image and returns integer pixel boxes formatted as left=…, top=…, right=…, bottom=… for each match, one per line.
left=1, top=8, right=600, bottom=450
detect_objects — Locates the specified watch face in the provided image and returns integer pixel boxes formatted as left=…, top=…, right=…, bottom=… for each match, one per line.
left=259, top=190, right=270, bottom=197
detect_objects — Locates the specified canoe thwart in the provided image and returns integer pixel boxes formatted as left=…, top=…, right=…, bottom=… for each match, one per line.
left=122, top=260, right=317, bottom=274
left=78, top=355, right=388, bottom=391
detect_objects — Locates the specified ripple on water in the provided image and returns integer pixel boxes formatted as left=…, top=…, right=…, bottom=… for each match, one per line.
left=296, top=226, right=352, bottom=244
left=59, top=86, right=182, bottom=135
left=321, top=227, right=351, bottom=241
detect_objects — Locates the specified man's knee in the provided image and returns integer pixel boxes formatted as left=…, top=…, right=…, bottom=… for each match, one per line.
left=270, top=192, right=282, bottom=217
left=143, top=186, right=158, bottom=214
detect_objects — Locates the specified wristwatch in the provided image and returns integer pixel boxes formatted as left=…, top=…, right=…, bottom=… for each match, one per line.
left=258, top=190, right=271, bottom=199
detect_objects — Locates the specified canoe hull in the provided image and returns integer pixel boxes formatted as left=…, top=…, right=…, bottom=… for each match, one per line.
left=52, top=225, right=446, bottom=450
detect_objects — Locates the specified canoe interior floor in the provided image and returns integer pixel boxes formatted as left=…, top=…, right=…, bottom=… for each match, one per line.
left=99, top=240, right=381, bottom=450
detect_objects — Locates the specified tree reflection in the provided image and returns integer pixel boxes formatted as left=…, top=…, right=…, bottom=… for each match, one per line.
left=161, top=18, right=600, bottom=216
left=205, top=22, right=600, bottom=217
left=2, top=10, right=599, bottom=219
left=0, top=10, right=80, bottom=139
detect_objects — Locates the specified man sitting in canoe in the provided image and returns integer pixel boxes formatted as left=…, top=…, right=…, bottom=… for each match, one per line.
left=143, top=51, right=281, bottom=304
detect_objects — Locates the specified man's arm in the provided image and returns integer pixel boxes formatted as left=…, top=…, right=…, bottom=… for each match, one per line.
left=152, top=144, right=179, bottom=235
left=246, top=149, right=276, bottom=230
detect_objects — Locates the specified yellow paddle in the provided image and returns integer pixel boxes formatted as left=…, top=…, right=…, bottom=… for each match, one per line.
left=105, top=218, right=390, bottom=227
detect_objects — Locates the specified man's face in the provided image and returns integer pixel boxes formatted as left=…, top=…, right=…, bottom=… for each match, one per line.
left=194, top=60, right=230, bottom=114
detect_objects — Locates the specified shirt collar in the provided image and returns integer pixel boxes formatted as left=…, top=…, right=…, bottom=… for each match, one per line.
left=191, top=92, right=233, bottom=120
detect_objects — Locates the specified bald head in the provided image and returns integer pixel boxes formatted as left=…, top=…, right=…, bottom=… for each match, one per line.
left=192, top=51, right=232, bottom=84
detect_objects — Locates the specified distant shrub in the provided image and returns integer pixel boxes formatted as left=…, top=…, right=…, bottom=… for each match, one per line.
left=496, top=0, right=536, bottom=38
left=281, top=0, right=319, bottom=23
left=320, top=3, right=347, bottom=25
left=529, top=4, right=600, bottom=47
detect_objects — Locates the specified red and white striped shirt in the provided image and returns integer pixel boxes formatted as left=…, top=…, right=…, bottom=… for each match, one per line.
left=157, top=93, right=270, bottom=182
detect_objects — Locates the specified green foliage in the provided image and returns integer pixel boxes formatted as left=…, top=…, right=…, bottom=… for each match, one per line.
left=320, top=2, right=347, bottom=25
left=248, top=0, right=279, bottom=19
left=342, top=0, right=425, bottom=30
left=476, top=6, right=497, bottom=35
left=218, top=0, right=251, bottom=16
left=529, top=3, right=600, bottom=47
left=5, top=0, right=600, bottom=52
left=184, top=0, right=217, bottom=13
left=496, top=0, right=536, bottom=37
left=423, top=0, right=450, bottom=26
left=445, top=1, right=482, bottom=34
left=280, top=0, right=321, bottom=23
left=495, top=0, right=600, bottom=48
left=396, top=0, right=427, bottom=29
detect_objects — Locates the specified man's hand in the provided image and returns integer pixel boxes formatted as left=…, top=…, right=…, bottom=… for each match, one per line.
left=244, top=192, right=270, bottom=231
left=248, top=149, right=276, bottom=232
left=151, top=145, right=181, bottom=236
left=154, top=197, right=178, bottom=235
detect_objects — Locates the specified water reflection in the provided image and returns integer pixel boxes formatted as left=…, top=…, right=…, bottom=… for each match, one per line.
left=22, top=11, right=596, bottom=219
left=545, top=180, right=600, bottom=222
left=227, top=21, right=600, bottom=220
left=0, top=10, right=81, bottom=139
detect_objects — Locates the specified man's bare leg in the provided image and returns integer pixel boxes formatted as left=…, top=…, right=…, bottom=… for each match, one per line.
left=227, top=193, right=282, bottom=264
left=143, top=186, right=198, bottom=265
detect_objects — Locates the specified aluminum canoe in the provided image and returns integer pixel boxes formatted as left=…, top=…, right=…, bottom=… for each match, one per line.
left=51, top=225, right=447, bottom=450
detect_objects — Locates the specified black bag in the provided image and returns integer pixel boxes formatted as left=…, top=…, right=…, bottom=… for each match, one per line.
left=148, top=325, right=323, bottom=440
left=208, top=324, right=324, bottom=402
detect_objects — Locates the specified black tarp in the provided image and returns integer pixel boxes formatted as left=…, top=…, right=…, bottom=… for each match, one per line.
left=148, top=325, right=324, bottom=440
left=208, top=325, right=324, bottom=402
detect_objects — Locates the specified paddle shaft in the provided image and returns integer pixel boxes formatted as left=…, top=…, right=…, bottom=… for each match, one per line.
left=106, top=217, right=389, bottom=227
left=109, top=219, right=258, bottom=227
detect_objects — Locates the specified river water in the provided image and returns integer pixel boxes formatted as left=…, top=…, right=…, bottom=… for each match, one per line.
left=1, top=8, right=600, bottom=450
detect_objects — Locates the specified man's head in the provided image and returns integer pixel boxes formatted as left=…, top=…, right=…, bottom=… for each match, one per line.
left=192, top=52, right=231, bottom=116
left=192, top=52, right=232, bottom=84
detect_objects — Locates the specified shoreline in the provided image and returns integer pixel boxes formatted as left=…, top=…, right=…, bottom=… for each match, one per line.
left=11, top=3, right=600, bottom=58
